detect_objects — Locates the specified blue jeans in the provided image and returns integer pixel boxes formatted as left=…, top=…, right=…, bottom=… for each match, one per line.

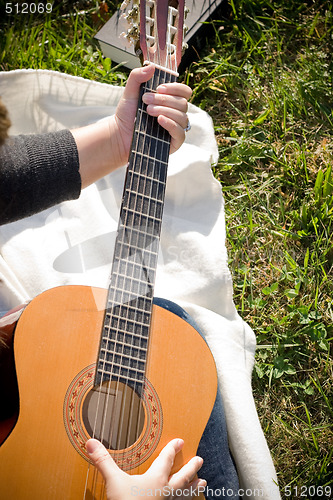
left=154, top=298, right=240, bottom=499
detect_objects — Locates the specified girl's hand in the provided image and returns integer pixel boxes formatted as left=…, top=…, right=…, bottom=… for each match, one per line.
left=72, top=65, right=192, bottom=188
left=112, top=64, right=192, bottom=163
left=86, top=438, right=206, bottom=500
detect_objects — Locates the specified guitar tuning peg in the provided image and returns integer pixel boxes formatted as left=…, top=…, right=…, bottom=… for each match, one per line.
left=120, top=31, right=133, bottom=48
left=125, top=4, right=139, bottom=24
left=182, top=41, right=188, bottom=51
left=127, top=24, right=140, bottom=43
left=184, top=6, right=190, bottom=18
left=120, top=0, right=131, bottom=11
left=183, top=24, right=189, bottom=34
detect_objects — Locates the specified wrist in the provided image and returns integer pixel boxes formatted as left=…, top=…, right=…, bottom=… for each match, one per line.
left=71, top=118, right=122, bottom=189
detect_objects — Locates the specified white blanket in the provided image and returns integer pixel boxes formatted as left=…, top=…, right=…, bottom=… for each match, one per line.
left=0, top=69, right=280, bottom=499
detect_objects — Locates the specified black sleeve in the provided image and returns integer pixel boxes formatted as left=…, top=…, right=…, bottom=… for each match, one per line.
left=0, top=129, right=81, bottom=225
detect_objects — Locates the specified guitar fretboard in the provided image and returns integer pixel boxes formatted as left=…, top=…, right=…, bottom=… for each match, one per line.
left=96, top=67, right=177, bottom=392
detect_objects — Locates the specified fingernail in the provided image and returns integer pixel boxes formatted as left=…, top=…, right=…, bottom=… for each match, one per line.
left=156, top=84, right=167, bottom=92
left=142, top=93, right=153, bottom=104
left=142, top=64, right=154, bottom=74
left=86, top=439, right=100, bottom=454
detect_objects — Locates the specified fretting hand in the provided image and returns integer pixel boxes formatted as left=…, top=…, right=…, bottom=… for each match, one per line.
left=72, top=65, right=192, bottom=188
left=113, top=64, right=192, bottom=160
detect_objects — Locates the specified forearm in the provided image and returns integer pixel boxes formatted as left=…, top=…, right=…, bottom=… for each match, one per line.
left=71, top=117, right=126, bottom=189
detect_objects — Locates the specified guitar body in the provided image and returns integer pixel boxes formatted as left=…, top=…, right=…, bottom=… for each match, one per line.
left=0, top=4, right=219, bottom=497
left=0, top=285, right=217, bottom=499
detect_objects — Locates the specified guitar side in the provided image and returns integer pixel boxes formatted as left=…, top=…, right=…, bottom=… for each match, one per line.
left=0, top=285, right=216, bottom=499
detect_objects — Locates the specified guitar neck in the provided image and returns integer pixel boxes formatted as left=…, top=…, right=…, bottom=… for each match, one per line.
left=96, top=67, right=177, bottom=388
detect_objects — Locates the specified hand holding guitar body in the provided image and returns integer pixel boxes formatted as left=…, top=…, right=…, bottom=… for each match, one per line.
left=87, top=438, right=206, bottom=499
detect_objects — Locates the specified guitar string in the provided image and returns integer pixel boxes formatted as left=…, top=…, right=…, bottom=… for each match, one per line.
left=115, top=77, right=151, bottom=466
left=122, top=69, right=160, bottom=461
left=110, top=5, right=154, bottom=466
left=104, top=0, right=159, bottom=459
left=100, top=57, right=150, bottom=483
left=82, top=274, right=119, bottom=498
left=100, top=77, right=158, bottom=468
left=117, top=3, right=175, bottom=461
left=103, top=1, right=177, bottom=472
left=92, top=59, right=155, bottom=459
left=122, top=3, right=176, bottom=456
left=101, top=64, right=157, bottom=469
left=119, top=60, right=156, bottom=453
left=124, top=104, right=150, bottom=460
left=167, top=4, right=172, bottom=71
left=98, top=0, right=161, bottom=460
left=84, top=4, right=177, bottom=496
left=118, top=3, right=158, bottom=468
left=122, top=65, right=175, bottom=466
left=118, top=47, right=162, bottom=468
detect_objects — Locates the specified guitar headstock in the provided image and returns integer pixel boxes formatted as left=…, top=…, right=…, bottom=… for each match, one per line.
left=121, top=0, right=186, bottom=74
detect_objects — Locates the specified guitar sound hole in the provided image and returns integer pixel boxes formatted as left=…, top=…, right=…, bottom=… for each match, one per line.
left=82, top=380, right=145, bottom=450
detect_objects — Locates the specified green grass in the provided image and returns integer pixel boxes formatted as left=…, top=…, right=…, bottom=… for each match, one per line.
left=185, top=1, right=332, bottom=495
left=1, top=0, right=332, bottom=497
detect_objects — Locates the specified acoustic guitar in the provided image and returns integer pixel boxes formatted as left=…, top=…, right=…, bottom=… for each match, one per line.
left=0, top=1, right=217, bottom=498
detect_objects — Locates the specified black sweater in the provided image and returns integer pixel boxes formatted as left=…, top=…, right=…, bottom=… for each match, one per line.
left=0, top=130, right=81, bottom=225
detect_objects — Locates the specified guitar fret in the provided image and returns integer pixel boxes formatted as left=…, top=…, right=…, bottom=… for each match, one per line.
left=122, top=190, right=165, bottom=206
left=104, top=303, right=152, bottom=330
left=131, top=146, right=170, bottom=162
left=104, top=313, right=151, bottom=330
left=99, top=352, right=146, bottom=372
left=121, top=200, right=164, bottom=225
left=116, top=233, right=160, bottom=258
left=99, top=359, right=146, bottom=375
left=112, top=258, right=156, bottom=278
left=105, top=325, right=148, bottom=339
left=128, top=170, right=166, bottom=183
left=126, top=161, right=168, bottom=186
left=97, top=369, right=145, bottom=386
left=98, top=363, right=145, bottom=377
left=118, top=224, right=161, bottom=240
left=112, top=266, right=155, bottom=282
left=106, top=274, right=156, bottom=304
left=103, top=322, right=151, bottom=339
left=120, top=207, right=163, bottom=227
left=126, top=173, right=165, bottom=202
left=110, top=275, right=154, bottom=297
left=132, top=128, right=171, bottom=147
left=114, top=241, right=159, bottom=262
left=106, top=293, right=153, bottom=311
left=101, top=343, right=148, bottom=363
left=101, top=334, right=148, bottom=353
left=101, top=340, right=148, bottom=355
left=124, top=189, right=165, bottom=206
left=103, top=323, right=150, bottom=339
left=131, top=149, right=169, bottom=164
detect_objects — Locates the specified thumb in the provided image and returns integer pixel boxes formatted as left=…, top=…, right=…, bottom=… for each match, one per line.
left=86, top=439, right=120, bottom=480
left=121, top=64, right=155, bottom=101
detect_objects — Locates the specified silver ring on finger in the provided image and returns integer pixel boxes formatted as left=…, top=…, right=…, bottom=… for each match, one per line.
left=184, top=116, right=191, bottom=132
